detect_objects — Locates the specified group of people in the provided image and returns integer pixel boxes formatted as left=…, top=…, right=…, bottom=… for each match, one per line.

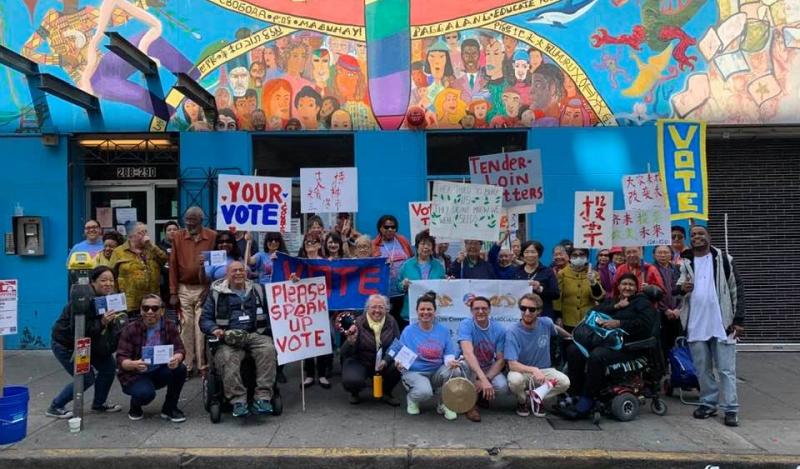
left=52, top=208, right=744, bottom=427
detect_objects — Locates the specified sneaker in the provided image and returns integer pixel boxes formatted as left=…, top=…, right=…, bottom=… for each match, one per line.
left=128, top=406, right=144, bottom=421
left=724, top=412, right=739, bottom=427
left=381, top=394, right=401, bottom=407
left=92, top=403, right=122, bottom=413
left=693, top=405, right=718, bottom=419
left=160, top=408, right=186, bottom=423
left=406, top=398, right=420, bottom=415
left=531, top=401, right=547, bottom=418
left=516, top=401, right=531, bottom=417
left=45, top=405, right=73, bottom=419
left=349, top=393, right=361, bottom=405
left=465, top=406, right=481, bottom=422
left=252, top=399, right=273, bottom=415
left=232, top=402, right=250, bottom=418
left=318, top=377, right=332, bottom=389
left=302, top=377, right=315, bottom=388
left=437, top=403, right=457, bottom=421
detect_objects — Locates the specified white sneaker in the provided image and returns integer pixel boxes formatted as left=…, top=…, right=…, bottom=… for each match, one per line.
left=406, top=398, right=420, bottom=415
left=437, top=403, right=457, bottom=421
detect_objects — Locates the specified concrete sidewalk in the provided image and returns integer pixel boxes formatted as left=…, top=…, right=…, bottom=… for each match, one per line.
left=1, top=350, right=799, bottom=468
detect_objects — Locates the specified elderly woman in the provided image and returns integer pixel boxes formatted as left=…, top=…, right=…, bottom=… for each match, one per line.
left=110, top=222, right=168, bottom=314
left=563, top=273, right=658, bottom=418
left=550, top=244, right=569, bottom=275
left=46, top=266, right=122, bottom=418
left=399, top=292, right=468, bottom=421
left=513, top=240, right=560, bottom=319
left=399, top=230, right=446, bottom=327
left=554, top=248, right=605, bottom=330
left=371, top=215, right=413, bottom=325
left=95, top=231, right=125, bottom=267
left=204, top=230, right=246, bottom=282
left=116, top=294, right=187, bottom=422
left=341, top=294, right=402, bottom=405
left=352, top=234, right=373, bottom=258
left=614, top=246, right=666, bottom=294
left=653, top=244, right=682, bottom=356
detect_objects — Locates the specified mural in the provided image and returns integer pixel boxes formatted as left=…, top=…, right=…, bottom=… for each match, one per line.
left=1, top=0, right=799, bottom=132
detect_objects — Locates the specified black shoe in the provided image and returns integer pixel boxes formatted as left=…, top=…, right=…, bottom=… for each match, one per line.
left=128, top=406, right=144, bottom=421
left=349, top=393, right=361, bottom=405
left=693, top=405, right=718, bottom=419
left=160, top=407, right=186, bottom=423
left=724, top=412, right=739, bottom=427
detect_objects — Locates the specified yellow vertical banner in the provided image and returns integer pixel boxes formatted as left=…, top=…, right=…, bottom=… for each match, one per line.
left=657, top=120, right=709, bottom=221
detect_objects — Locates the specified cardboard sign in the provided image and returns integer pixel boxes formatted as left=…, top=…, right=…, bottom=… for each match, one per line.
left=271, top=252, right=389, bottom=310
left=574, top=191, right=614, bottom=249
left=0, top=279, right=18, bottom=335
left=216, top=174, right=292, bottom=232
left=430, top=181, right=503, bottom=242
left=75, top=338, right=91, bottom=375
left=469, top=149, right=544, bottom=208
left=266, top=277, right=332, bottom=365
left=657, top=120, right=709, bottom=220
left=622, top=172, right=666, bottom=210
left=612, top=208, right=672, bottom=246
left=300, top=167, right=358, bottom=213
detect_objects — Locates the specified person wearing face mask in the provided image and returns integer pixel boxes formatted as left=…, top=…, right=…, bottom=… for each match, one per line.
left=554, top=248, right=605, bottom=331
left=613, top=246, right=665, bottom=295
left=399, top=231, right=446, bottom=328
left=448, top=239, right=496, bottom=279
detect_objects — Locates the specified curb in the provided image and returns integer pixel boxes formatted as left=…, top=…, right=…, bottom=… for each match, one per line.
left=1, top=447, right=798, bottom=468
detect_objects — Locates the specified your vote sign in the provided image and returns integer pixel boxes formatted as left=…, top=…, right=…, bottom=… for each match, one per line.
left=216, top=174, right=292, bottom=232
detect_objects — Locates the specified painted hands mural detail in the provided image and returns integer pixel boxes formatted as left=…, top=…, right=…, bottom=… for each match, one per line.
left=1, top=0, right=799, bottom=132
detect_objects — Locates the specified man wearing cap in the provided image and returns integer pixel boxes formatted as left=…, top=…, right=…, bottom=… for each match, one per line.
left=453, top=38, right=486, bottom=102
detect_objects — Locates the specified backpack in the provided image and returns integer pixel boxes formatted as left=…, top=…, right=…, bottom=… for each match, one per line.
left=571, top=310, right=627, bottom=358
left=668, top=337, right=699, bottom=390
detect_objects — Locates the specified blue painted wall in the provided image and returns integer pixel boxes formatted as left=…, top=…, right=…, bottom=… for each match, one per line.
left=0, top=135, right=69, bottom=349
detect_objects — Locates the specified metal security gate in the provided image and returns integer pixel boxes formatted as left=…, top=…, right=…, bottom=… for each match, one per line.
left=706, top=127, right=800, bottom=345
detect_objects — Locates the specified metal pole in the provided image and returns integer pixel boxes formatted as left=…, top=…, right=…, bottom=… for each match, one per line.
left=73, top=312, right=85, bottom=428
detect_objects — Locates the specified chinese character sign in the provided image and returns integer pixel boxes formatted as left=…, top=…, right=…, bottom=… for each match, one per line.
left=468, top=150, right=544, bottom=209
left=657, top=120, right=709, bottom=221
left=300, top=167, right=358, bottom=213
left=430, top=181, right=503, bottom=242
left=621, top=172, right=666, bottom=210
left=0, top=279, right=18, bottom=335
left=612, top=208, right=671, bottom=246
left=574, top=191, right=613, bottom=249
left=216, top=174, right=292, bottom=232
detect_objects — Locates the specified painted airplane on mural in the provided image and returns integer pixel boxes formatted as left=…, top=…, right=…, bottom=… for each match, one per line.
left=1, top=0, right=798, bottom=131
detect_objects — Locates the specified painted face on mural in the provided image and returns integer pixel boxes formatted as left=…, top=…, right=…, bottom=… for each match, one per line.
left=328, top=37, right=351, bottom=58
left=312, top=54, right=331, bottom=82
left=461, top=43, right=480, bottom=73
left=297, top=96, right=320, bottom=127
left=427, top=51, right=447, bottom=80
left=444, top=33, right=459, bottom=47
left=269, top=87, right=291, bottom=120
left=335, top=66, right=359, bottom=101
left=560, top=104, right=585, bottom=127
left=250, top=61, right=265, bottom=82
left=216, top=114, right=237, bottom=131
left=320, top=98, right=337, bottom=119
left=235, top=95, right=257, bottom=119
left=184, top=100, right=201, bottom=122
left=251, top=109, right=266, bottom=131
left=528, top=49, right=543, bottom=72
left=443, top=91, right=458, bottom=114
left=503, top=36, right=518, bottom=57
left=502, top=90, right=521, bottom=117
left=472, top=102, right=488, bottom=120
left=530, top=73, right=554, bottom=109
left=484, top=40, right=504, bottom=79
left=215, top=88, right=231, bottom=109
left=354, top=42, right=367, bottom=61
left=287, top=45, right=308, bottom=75
left=563, top=72, right=577, bottom=97
left=513, top=60, right=529, bottom=81
left=229, top=67, right=249, bottom=97
left=521, top=109, right=535, bottom=127
left=264, top=48, right=277, bottom=68
left=330, top=109, right=352, bottom=130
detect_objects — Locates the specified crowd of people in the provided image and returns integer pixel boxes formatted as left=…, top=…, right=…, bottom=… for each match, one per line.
left=51, top=209, right=744, bottom=427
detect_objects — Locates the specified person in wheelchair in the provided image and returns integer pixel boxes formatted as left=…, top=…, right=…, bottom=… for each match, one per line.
left=201, top=261, right=277, bottom=418
left=563, top=273, right=658, bottom=419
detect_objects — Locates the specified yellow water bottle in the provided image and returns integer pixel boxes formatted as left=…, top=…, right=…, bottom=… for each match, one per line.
left=373, top=373, right=383, bottom=399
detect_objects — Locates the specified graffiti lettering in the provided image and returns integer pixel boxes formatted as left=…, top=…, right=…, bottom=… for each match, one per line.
left=412, top=0, right=557, bottom=38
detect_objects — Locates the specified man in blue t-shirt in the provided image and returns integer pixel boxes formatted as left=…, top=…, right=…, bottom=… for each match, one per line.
left=68, top=219, right=105, bottom=261
left=506, top=293, right=571, bottom=417
left=458, top=296, right=508, bottom=422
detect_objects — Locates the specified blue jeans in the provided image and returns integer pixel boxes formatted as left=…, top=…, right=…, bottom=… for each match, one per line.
left=689, top=338, right=739, bottom=413
left=121, top=364, right=187, bottom=411
left=51, top=342, right=116, bottom=409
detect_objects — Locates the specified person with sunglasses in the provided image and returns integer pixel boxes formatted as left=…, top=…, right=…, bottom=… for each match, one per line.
left=371, top=215, right=413, bottom=327
left=247, top=232, right=288, bottom=284
left=116, top=294, right=187, bottom=422
left=68, top=219, right=105, bottom=260
left=205, top=231, right=246, bottom=282
left=297, top=232, right=333, bottom=388
left=506, top=293, right=571, bottom=418
left=671, top=225, right=687, bottom=265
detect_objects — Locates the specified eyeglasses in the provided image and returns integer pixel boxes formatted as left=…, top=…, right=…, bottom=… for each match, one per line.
left=141, top=305, right=160, bottom=313
left=85, top=225, right=100, bottom=230
left=520, top=306, right=541, bottom=313
left=382, top=225, right=397, bottom=230
left=305, top=240, right=320, bottom=245
left=672, top=234, right=684, bottom=240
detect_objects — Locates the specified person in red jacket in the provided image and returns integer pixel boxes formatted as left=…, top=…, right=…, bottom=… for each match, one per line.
left=613, top=246, right=665, bottom=296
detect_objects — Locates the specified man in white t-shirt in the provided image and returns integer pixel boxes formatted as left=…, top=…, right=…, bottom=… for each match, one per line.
left=678, top=225, right=745, bottom=427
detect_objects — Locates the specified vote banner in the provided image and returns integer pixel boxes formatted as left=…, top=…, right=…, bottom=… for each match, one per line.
left=469, top=149, right=544, bottom=209
left=657, top=120, right=709, bottom=221
left=216, top=174, right=292, bottom=232
left=266, top=277, right=332, bottom=365
left=430, top=181, right=503, bottom=242
left=408, top=279, right=531, bottom=337
left=271, top=252, right=389, bottom=310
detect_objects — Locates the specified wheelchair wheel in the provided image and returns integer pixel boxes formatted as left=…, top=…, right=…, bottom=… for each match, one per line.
left=203, top=376, right=212, bottom=412
left=610, top=393, right=639, bottom=422
left=209, top=403, right=222, bottom=423
left=650, top=398, right=668, bottom=416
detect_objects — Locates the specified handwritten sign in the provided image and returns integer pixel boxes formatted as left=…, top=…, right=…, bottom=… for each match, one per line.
left=300, top=167, right=358, bottom=213
left=267, top=277, right=332, bottom=365
left=622, top=172, right=666, bottom=210
left=430, top=181, right=503, bottom=242
left=469, top=149, right=544, bottom=208
left=612, top=208, right=671, bottom=246
left=657, top=120, right=709, bottom=220
left=0, top=279, right=18, bottom=335
left=574, top=191, right=613, bottom=249
left=216, top=174, right=292, bottom=232
left=271, top=253, right=389, bottom=310
left=409, top=201, right=432, bottom=237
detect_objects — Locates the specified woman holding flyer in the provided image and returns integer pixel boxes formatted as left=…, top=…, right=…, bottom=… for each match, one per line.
left=398, top=292, right=468, bottom=421
left=204, top=231, right=247, bottom=282
left=46, top=266, right=123, bottom=418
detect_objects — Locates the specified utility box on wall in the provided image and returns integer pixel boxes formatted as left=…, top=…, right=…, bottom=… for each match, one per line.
left=13, top=216, right=45, bottom=256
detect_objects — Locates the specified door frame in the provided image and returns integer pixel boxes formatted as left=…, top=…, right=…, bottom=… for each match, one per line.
left=85, top=179, right=177, bottom=237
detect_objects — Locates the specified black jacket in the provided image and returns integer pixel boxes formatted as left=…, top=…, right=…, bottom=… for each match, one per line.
left=595, top=294, right=659, bottom=343
left=51, top=303, right=114, bottom=357
left=340, top=314, right=400, bottom=370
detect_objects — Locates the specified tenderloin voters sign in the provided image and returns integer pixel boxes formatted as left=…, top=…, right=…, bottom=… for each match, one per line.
left=469, top=150, right=543, bottom=211
left=216, top=174, right=292, bottom=232
left=266, top=277, right=332, bottom=365
left=430, top=181, right=503, bottom=241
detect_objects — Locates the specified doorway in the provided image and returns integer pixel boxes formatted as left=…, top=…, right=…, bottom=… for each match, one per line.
left=86, top=181, right=178, bottom=244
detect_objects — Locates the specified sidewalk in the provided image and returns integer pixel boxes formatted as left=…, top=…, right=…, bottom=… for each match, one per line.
left=2, top=350, right=799, bottom=468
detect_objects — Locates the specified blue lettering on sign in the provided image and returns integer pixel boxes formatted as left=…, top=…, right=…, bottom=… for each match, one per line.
left=220, top=204, right=280, bottom=226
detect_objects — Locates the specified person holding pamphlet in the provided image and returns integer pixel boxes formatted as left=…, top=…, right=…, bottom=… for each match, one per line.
left=204, top=231, right=246, bottom=282
left=46, top=266, right=123, bottom=418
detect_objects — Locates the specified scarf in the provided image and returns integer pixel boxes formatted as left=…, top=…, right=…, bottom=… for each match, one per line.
left=367, top=315, right=385, bottom=350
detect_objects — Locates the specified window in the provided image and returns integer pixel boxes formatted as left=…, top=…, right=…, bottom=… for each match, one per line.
left=426, top=131, right=527, bottom=177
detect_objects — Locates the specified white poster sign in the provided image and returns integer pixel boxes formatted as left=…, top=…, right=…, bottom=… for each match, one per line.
left=266, top=277, right=332, bottom=365
left=612, top=208, right=672, bottom=246
left=216, top=174, right=292, bottom=232
left=300, top=167, right=358, bottom=213
left=574, top=191, right=614, bottom=249
left=622, top=172, right=667, bottom=210
left=0, top=279, right=18, bottom=335
left=430, top=181, right=503, bottom=242
left=469, top=149, right=544, bottom=207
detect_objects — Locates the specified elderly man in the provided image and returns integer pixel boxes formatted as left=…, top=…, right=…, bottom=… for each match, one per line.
left=448, top=240, right=496, bottom=279
left=110, top=222, right=168, bottom=314
left=68, top=219, right=104, bottom=259
left=506, top=293, right=570, bottom=417
left=679, top=225, right=745, bottom=427
left=458, top=296, right=508, bottom=422
left=201, top=261, right=276, bottom=417
left=614, top=246, right=665, bottom=293
left=169, top=207, right=217, bottom=376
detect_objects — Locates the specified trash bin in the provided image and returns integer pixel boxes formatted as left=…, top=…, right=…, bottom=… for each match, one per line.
left=0, top=386, right=29, bottom=444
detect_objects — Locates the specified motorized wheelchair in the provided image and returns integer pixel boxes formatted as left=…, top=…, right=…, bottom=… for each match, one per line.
left=203, top=334, right=283, bottom=423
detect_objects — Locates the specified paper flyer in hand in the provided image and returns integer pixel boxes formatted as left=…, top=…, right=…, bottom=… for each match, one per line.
left=94, top=293, right=127, bottom=315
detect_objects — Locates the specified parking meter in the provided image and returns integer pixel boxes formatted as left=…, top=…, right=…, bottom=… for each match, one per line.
left=68, top=253, right=95, bottom=430
left=67, top=251, right=95, bottom=287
